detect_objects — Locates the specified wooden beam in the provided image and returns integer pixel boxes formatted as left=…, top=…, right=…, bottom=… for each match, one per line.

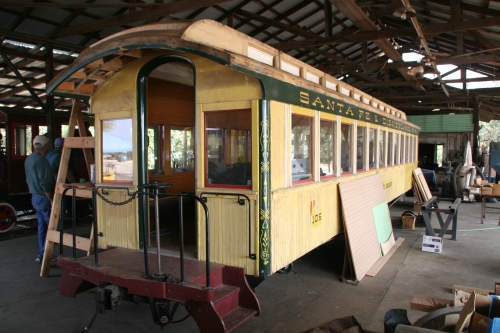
left=425, top=0, right=500, bottom=17
left=272, top=15, right=500, bottom=50
left=329, top=0, right=419, bottom=87
left=0, top=29, right=84, bottom=52
left=51, top=0, right=233, bottom=38
left=0, top=2, right=169, bottom=8
left=323, top=53, right=500, bottom=73
left=354, top=75, right=500, bottom=88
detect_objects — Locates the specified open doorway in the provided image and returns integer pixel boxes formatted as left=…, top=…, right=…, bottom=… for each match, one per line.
left=142, top=59, right=197, bottom=259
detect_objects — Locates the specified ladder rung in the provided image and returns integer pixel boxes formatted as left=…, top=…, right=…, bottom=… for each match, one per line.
left=47, top=230, right=92, bottom=252
left=55, top=183, right=93, bottom=198
left=64, top=137, right=95, bottom=148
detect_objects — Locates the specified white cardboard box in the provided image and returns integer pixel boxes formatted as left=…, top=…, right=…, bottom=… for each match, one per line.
left=422, top=235, right=443, bottom=253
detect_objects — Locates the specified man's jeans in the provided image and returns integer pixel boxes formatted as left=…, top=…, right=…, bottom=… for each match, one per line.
left=32, top=195, right=51, bottom=260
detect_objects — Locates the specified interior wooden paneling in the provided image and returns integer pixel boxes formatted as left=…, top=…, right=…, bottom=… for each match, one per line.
left=147, top=78, right=195, bottom=194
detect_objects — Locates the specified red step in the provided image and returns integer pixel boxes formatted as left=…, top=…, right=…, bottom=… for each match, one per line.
left=186, top=265, right=261, bottom=333
left=222, top=307, right=258, bottom=332
left=213, top=284, right=240, bottom=317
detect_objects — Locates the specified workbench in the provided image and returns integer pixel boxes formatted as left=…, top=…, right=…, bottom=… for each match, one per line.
left=480, top=194, right=500, bottom=225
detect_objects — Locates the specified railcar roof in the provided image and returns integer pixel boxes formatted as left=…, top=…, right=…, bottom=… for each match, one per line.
left=48, top=19, right=414, bottom=125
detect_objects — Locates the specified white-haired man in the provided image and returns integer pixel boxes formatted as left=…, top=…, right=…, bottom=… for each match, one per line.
left=25, top=135, right=55, bottom=263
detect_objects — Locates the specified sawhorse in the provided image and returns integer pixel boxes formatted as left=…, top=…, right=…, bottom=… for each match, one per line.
left=421, top=196, right=461, bottom=241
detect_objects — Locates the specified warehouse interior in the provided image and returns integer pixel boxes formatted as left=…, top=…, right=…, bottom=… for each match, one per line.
left=0, top=1, right=499, bottom=333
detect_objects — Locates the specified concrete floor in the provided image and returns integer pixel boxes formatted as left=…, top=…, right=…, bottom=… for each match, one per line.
left=1, top=195, right=499, bottom=333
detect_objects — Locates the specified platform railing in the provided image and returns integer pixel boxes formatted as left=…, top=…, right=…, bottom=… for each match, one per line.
left=58, top=183, right=212, bottom=290
left=139, top=184, right=211, bottom=289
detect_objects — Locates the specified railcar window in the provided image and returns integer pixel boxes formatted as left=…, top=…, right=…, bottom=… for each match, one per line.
left=205, top=109, right=252, bottom=187
left=39, top=126, right=47, bottom=136
left=357, top=126, right=365, bottom=171
left=400, top=133, right=405, bottom=164
left=101, top=118, right=133, bottom=183
left=319, top=120, right=335, bottom=178
left=291, top=114, right=313, bottom=183
left=14, top=124, right=32, bottom=156
left=379, top=130, right=386, bottom=168
left=369, top=128, right=375, bottom=169
left=406, top=135, right=411, bottom=162
left=171, top=126, right=194, bottom=173
left=395, top=133, right=400, bottom=164
left=388, top=132, right=394, bottom=166
left=340, top=123, right=352, bottom=174
left=147, top=125, right=162, bottom=174
left=0, top=127, right=6, bottom=154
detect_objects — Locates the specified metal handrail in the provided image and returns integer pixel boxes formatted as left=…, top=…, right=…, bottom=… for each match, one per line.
left=139, top=184, right=212, bottom=289
left=199, top=192, right=256, bottom=260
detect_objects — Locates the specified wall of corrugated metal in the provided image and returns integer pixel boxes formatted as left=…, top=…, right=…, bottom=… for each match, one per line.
left=408, top=114, right=473, bottom=133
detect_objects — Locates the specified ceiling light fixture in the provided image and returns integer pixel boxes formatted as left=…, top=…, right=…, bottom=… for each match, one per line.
left=393, top=6, right=417, bottom=20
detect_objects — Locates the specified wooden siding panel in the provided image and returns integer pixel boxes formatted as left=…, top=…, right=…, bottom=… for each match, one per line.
left=269, top=163, right=415, bottom=274
left=270, top=180, right=342, bottom=273
left=97, top=189, right=139, bottom=250
left=197, top=192, right=257, bottom=276
left=270, top=101, right=286, bottom=190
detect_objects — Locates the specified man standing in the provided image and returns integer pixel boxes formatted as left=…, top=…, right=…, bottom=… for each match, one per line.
left=46, top=137, right=76, bottom=183
left=25, top=135, right=55, bottom=263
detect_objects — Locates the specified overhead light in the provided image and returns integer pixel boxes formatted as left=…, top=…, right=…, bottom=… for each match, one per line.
left=393, top=6, right=417, bottom=20
left=432, top=109, right=440, bottom=111
left=421, top=55, right=436, bottom=66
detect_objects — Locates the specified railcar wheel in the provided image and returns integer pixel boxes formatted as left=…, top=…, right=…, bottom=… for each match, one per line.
left=0, top=202, right=16, bottom=233
left=278, top=263, right=293, bottom=274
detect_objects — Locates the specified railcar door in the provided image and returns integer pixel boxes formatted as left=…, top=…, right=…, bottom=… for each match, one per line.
left=197, top=108, right=259, bottom=276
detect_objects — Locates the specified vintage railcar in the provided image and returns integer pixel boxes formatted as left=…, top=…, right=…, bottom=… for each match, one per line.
left=46, top=20, right=419, bottom=331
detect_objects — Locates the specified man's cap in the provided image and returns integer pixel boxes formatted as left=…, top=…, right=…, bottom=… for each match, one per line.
left=33, top=135, right=49, bottom=148
left=54, top=137, right=64, bottom=148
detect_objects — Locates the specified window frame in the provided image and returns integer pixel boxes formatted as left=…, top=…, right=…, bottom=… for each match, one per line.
left=101, top=117, right=134, bottom=184
left=291, top=112, right=314, bottom=185
left=11, top=121, right=35, bottom=160
left=340, top=120, right=354, bottom=175
left=319, top=117, right=336, bottom=180
left=170, top=124, right=195, bottom=174
left=204, top=109, right=253, bottom=189
left=356, top=122, right=367, bottom=173
left=368, top=127, right=376, bottom=170
left=378, top=128, right=386, bottom=169
left=147, top=124, right=164, bottom=175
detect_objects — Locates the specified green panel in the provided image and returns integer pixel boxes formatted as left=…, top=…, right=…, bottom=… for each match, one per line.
left=233, top=65, right=419, bottom=135
left=372, top=202, right=393, bottom=245
left=259, top=99, right=271, bottom=277
left=408, top=114, right=473, bottom=133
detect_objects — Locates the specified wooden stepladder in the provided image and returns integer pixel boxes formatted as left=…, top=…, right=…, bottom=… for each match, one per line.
left=40, top=99, right=95, bottom=276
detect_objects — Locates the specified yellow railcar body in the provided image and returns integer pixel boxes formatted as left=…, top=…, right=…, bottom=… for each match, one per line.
left=48, top=20, right=420, bottom=277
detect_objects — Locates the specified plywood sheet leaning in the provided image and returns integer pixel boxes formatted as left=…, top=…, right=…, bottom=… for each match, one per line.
left=366, top=237, right=404, bottom=277
left=413, top=168, right=432, bottom=202
left=339, top=173, right=391, bottom=282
